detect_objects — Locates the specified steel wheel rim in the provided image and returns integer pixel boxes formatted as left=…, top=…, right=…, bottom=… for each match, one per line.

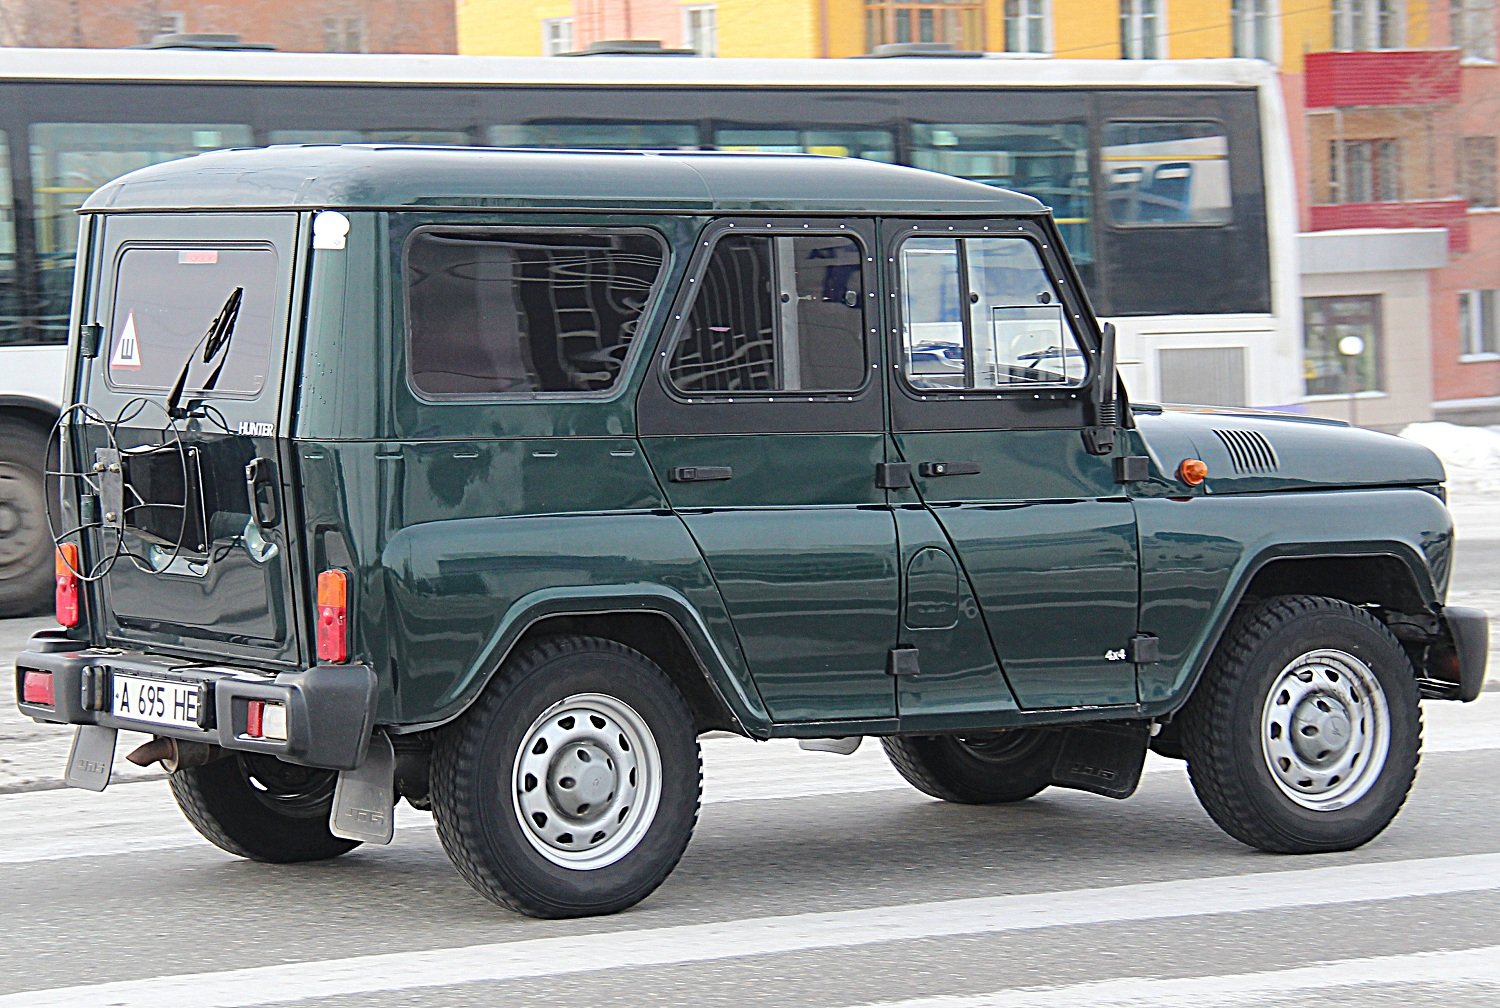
left=1260, top=648, right=1390, bottom=811
left=512, top=692, right=661, bottom=870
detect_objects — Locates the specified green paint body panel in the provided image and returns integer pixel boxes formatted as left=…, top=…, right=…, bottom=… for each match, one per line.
left=59, top=147, right=1469, bottom=749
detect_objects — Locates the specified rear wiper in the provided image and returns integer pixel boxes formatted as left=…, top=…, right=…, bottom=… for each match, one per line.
left=165, top=286, right=243, bottom=419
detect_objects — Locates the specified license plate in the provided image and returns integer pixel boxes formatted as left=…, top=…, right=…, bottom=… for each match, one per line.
left=111, top=673, right=203, bottom=731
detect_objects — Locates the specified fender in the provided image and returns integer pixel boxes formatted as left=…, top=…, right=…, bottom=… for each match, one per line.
left=0, top=395, right=62, bottom=428
left=389, top=583, right=773, bottom=738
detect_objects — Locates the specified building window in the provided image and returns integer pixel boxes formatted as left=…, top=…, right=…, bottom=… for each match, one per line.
left=1332, top=0, right=1404, bottom=49
left=1451, top=0, right=1497, bottom=60
left=1304, top=295, right=1382, bottom=395
left=684, top=6, right=717, bottom=56
left=1004, top=0, right=1048, bottom=53
left=1461, top=136, right=1498, bottom=207
left=1119, top=0, right=1164, bottom=59
left=139, top=11, right=184, bottom=42
left=323, top=15, right=365, bottom=52
left=1330, top=139, right=1401, bottom=203
left=1232, top=0, right=1277, bottom=60
left=542, top=17, right=574, bottom=55
left=1460, top=290, right=1500, bottom=357
left=865, top=1, right=985, bottom=50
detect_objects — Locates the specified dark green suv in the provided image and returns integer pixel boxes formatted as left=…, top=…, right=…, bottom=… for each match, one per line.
left=16, top=146, right=1488, bottom=918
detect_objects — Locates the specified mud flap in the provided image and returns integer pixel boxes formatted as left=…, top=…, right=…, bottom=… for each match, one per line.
left=1049, top=721, right=1151, bottom=799
left=330, top=730, right=396, bottom=844
left=64, top=725, right=118, bottom=791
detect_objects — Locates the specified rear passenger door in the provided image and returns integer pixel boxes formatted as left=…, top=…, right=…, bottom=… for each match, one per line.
left=885, top=219, right=1139, bottom=711
left=638, top=219, right=899, bottom=725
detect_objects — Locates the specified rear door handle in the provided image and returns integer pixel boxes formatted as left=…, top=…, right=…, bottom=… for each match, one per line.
left=918, top=461, right=981, bottom=477
left=669, top=465, right=733, bottom=483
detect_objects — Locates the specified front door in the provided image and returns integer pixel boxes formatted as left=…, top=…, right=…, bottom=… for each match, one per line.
left=884, top=218, right=1139, bottom=712
left=638, top=219, right=898, bottom=724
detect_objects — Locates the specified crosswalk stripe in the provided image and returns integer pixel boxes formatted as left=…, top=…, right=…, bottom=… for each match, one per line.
left=841, top=944, right=1500, bottom=1007
left=4, top=851, right=1499, bottom=1008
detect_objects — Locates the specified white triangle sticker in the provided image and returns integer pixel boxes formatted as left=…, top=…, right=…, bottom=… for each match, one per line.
left=110, top=312, right=142, bottom=370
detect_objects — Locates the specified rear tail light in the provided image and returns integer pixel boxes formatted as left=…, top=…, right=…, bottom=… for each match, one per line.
left=22, top=671, right=55, bottom=706
left=245, top=700, right=288, bottom=741
left=55, top=544, right=80, bottom=628
left=316, top=569, right=348, bottom=663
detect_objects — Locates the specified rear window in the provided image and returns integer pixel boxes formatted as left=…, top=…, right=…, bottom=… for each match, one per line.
left=106, top=246, right=279, bottom=395
left=405, top=228, right=667, bottom=398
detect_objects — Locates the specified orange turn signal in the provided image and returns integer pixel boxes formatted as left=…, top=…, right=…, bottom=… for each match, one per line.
left=1177, top=458, right=1208, bottom=486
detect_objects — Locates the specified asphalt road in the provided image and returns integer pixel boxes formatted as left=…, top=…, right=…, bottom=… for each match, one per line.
left=0, top=491, right=1496, bottom=1006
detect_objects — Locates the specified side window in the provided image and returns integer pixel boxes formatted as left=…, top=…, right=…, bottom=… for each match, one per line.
left=900, top=234, right=1085, bottom=390
left=406, top=229, right=665, bottom=397
left=668, top=233, right=866, bottom=394
left=1103, top=120, right=1232, bottom=226
left=0, top=129, right=17, bottom=346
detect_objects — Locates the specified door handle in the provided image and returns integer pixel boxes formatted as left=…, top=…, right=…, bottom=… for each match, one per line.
left=244, top=457, right=281, bottom=528
left=669, top=465, right=733, bottom=483
left=918, top=461, right=981, bottom=477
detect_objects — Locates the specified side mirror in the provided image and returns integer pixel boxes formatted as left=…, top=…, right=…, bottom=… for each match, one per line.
left=1082, top=322, right=1117, bottom=456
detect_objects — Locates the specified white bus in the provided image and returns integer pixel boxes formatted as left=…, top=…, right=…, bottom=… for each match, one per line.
left=0, top=46, right=1300, bottom=613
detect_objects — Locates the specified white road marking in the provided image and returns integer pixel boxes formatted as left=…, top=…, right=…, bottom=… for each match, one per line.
left=4, top=852, right=1500, bottom=1008
left=0, top=693, right=1495, bottom=866
left=841, top=945, right=1500, bottom=1007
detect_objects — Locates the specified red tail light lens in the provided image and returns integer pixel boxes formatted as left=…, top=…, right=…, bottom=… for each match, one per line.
left=22, top=671, right=55, bottom=706
left=316, top=569, right=348, bottom=663
left=55, top=544, right=80, bottom=628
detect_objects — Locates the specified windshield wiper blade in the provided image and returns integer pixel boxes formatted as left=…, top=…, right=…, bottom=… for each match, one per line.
left=165, top=286, right=243, bottom=419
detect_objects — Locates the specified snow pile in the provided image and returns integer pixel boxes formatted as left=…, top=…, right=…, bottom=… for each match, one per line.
left=1400, top=422, right=1500, bottom=493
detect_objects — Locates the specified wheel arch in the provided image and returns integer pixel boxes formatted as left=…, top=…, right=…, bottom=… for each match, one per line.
left=0, top=396, right=60, bottom=439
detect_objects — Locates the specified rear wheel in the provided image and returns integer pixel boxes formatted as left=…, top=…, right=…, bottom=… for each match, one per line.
left=430, top=635, right=701, bottom=918
left=881, top=728, right=1060, bottom=804
left=0, top=418, right=55, bottom=616
left=1180, top=594, right=1421, bottom=853
left=169, top=753, right=360, bottom=863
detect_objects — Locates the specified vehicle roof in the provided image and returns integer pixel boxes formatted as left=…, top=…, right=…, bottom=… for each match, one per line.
left=80, top=144, right=1048, bottom=215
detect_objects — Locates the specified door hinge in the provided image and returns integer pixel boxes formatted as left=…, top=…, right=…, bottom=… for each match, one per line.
left=1128, top=634, right=1160, bottom=664
left=79, top=323, right=102, bottom=359
left=887, top=645, right=921, bottom=677
left=875, top=462, right=913, bottom=489
left=1114, top=456, right=1150, bottom=483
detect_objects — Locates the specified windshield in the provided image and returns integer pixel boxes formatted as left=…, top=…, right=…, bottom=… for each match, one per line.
left=105, top=246, right=278, bottom=395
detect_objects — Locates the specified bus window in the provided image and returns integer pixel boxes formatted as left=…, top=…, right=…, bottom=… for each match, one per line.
left=909, top=123, right=1092, bottom=274
left=1102, top=121, right=1231, bottom=226
left=29, top=122, right=252, bottom=342
left=487, top=123, right=699, bottom=150
left=711, top=128, right=895, bottom=162
left=0, top=130, right=18, bottom=346
left=269, top=129, right=471, bottom=145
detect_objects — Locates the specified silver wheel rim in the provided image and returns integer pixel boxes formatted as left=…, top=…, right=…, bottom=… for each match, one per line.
left=512, top=693, right=661, bottom=870
left=1260, top=648, right=1390, bottom=811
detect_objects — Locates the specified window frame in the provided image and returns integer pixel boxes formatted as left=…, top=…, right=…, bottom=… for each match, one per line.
left=1460, top=135, right=1498, bottom=208
left=658, top=220, right=875, bottom=403
left=1119, top=0, right=1166, bottom=59
left=1459, top=288, right=1500, bottom=359
left=1003, top=0, right=1051, bottom=54
left=400, top=223, right=672, bottom=404
left=542, top=17, right=575, bottom=56
left=1451, top=0, right=1498, bottom=61
left=683, top=5, right=718, bottom=57
left=1102, top=117, right=1235, bottom=230
left=1231, top=0, right=1279, bottom=61
left=1301, top=293, right=1384, bottom=396
left=1333, top=0, right=1404, bottom=49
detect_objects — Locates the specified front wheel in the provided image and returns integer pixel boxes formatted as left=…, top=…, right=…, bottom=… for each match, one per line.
left=430, top=635, right=701, bottom=918
left=1180, top=594, right=1421, bottom=853
left=881, top=728, right=1060, bottom=804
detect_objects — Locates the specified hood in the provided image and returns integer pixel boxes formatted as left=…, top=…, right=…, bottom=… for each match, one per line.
left=1132, top=405, right=1446, bottom=494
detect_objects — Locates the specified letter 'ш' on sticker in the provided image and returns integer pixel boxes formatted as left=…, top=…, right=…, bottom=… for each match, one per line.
left=111, top=311, right=142, bottom=369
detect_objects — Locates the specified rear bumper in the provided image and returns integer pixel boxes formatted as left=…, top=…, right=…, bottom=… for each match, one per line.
left=14, top=630, right=377, bottom=770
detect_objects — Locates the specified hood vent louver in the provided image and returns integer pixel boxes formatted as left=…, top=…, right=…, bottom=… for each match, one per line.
left=1212, top=428, right=1279, bottom=475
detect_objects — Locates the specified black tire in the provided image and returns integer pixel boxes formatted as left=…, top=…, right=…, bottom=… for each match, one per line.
left=430, top=635, right=701, bottom=918
left=1180, top=594, right=1421, bottom=854
left=881, top=728, right=1061, bottom=804
left=169, top=753, right=360, bottom=863
left=0, top=417, right=56, bottom=616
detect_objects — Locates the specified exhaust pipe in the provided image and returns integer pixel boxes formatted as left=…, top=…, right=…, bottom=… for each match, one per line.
left=126, top=737, right=224, bottom=772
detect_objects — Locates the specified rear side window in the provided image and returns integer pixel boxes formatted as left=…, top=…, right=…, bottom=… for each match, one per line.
left=106, top=246, right=278, bottom=395
left=406, top=229, right=666, bottom=397
left=667, top=233, right=866, bottom=394
left=1103, top=120, right=1232, bottom=226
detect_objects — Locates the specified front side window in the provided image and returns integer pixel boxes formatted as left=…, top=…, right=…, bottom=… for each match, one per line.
left=1303, top=295, right=1382, bottom=395
left=487, top=122, right=699, bottom=150
left=1232, top=0, right=1278, bottom=60
left=406, top=230, right=666, bottom=397
left=900, top=234, right=1085, bottom=391
left=106, top=246, right=278, bottom=395
left=668, top=233, right=866, bottom=394
left=1119, top=0, right=1164, bottom=58
left=1004, top=0, right=1049, bottom=53
left=1104, top=121, right=1232, bottom=225
left=1460, top=289, right=1499, bottom=357
left=712, top=128, right=895, bottom=162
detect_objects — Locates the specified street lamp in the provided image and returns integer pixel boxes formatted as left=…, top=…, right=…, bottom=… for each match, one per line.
left=1338, top=334, right=1365, bottom=428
